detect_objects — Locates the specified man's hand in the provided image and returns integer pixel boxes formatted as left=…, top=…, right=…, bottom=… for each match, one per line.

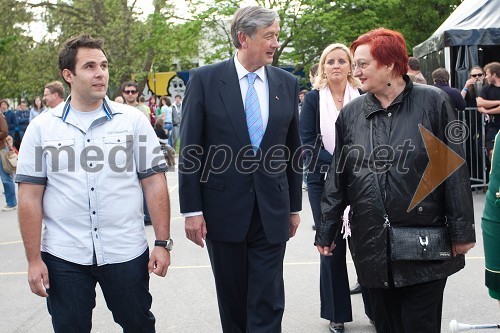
left=185, top=215, right=207, bottom=247
left=452, top=242, right=475, bottom=257
left=316, top=243, right=336, bottom=256
left=27, top=258, right=49, bottom=297
left=289, top=214, right=301, bottom=237
left=148, top=247, right=171, bottom=277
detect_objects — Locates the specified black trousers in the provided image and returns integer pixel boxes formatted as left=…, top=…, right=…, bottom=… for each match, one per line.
left=206, top=203, right=286, bottom=333
left=368, top=278, right=447, bottom=333
left=308, top=171, right=352, bottom=323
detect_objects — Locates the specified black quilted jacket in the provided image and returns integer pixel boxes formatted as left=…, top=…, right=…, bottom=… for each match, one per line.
left=315, top=76, right=476, bottom=288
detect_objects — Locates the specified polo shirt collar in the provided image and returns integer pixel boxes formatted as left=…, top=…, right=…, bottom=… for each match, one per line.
left=54, top=95, right=121, bottom=122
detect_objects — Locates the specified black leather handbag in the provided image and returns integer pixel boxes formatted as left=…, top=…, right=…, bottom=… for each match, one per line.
left=389, top=226, right=452, bottom=261
left=369, top=119, right=452, bottom=262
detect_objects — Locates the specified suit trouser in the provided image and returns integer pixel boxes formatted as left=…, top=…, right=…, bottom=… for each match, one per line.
left=307, top=171, right=352, bottom=323
left=368, top=278, right=447, bottom=333
left=206, top=203, right=286, bottom=333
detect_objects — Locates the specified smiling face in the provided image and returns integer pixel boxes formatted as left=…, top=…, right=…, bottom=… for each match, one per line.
left=323, top=48, right=352, bottom=85
left=62, top=47, right=108, bottom=111
left=352, top=44, right=389, bottom=94
left=238, top=20, right=280, bottom=72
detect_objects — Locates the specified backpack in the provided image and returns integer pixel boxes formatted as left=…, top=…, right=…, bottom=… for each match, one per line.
left=172, top=105, right=181, bottom=125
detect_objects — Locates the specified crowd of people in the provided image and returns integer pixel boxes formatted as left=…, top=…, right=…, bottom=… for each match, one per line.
left=1, top=5, right=500, bottom=333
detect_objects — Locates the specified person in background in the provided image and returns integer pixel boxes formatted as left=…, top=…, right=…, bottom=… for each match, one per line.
left=160, top=96, right=173, bottom=146
left=298, top=89, right=307, bottom=113
left=137, top=95, right=151, bottom=120
left=147, top=95, right=158, bottom=126
left=29, top=96, right=46, bottom=122
left=0, top=107, right=17, bottom=211
left=16, top=34, right=171, bottom=332
left=316, top=28, right=475, bottom=333
left=43, top=81, right=65, bottom=109
left=407, top=56, right=427, bottom=84
left=482, top=132, right=500, bottom=308
left=15, top=100, right=30, bottom=150
left=179, top=6, right=302, bottom=332
left=122, top=82, right=140, bottom=108
left=114, top=95, right=124, bottom=103
left=431, top=68, right=466, bottom=111
left=171, top=94, right=182, bottom=149
left=310, top=63, right=319, bottom=86
left=2, top=100, right=18, bottom=149
left=300, top=43, right=361, bottom=333
left=477, top=62, right=500, bottom=162
left=461, top=66, right=487, bottom=105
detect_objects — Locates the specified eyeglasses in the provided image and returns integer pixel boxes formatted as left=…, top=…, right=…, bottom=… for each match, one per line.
left=470, top=73, right=483, bottom=78
left=123, top=90, right=137, bottom=94
left=352, top=59, right=374, bottom=71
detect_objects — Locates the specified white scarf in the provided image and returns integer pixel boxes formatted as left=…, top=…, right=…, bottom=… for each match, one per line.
left=319, top=83, right=360, bottom=155
left=319, top=82, right=360, bottom=239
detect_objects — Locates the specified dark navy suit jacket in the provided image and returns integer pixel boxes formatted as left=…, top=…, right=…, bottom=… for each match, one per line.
left=179, top=57, right=302, bottom=244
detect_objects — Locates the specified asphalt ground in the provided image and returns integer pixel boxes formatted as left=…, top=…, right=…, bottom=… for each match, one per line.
left=1, top=170, right=498, bottom=332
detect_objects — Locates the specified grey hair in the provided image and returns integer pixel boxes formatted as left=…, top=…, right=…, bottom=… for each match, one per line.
left=230, top=6, right=279, bottom=49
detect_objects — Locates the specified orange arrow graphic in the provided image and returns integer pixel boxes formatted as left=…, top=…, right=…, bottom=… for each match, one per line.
left=407, top=124, right=465, bottom=212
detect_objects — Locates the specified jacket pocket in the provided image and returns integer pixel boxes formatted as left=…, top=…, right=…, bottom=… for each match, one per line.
left=201, top=176, right=225, bottom=191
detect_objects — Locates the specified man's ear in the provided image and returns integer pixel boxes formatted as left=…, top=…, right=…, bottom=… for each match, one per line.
left=62, top=69, right=73, bottom=85
left=238, top=31, right=248, bottom=49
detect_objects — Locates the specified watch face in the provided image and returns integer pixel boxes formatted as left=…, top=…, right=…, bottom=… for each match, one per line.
left=166, top=239, right=173, bottom=251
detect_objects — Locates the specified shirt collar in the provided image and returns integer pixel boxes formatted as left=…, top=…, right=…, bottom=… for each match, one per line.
left=54, top=95, right=119, bottom=122
left=234, top=53, right=267, bottom=83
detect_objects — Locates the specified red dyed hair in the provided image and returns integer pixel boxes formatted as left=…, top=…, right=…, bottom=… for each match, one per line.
left=350, top=28, right=408, bottom=77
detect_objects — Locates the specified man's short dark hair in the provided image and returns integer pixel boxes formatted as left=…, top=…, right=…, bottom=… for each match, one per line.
left=175, top=94, right=182, bottom=99
left=432, top=68, right=450, bottom=84
left=299, top=89, right=308, bottom=95
left=408, top=57, right=421, bottom=71
left=58, top=34, right=106, bottom=87
left=122, top=81, right=138, bottom=92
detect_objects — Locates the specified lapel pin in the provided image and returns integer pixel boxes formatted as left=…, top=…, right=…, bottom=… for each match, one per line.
left=275, top=96, right=279, bottom=100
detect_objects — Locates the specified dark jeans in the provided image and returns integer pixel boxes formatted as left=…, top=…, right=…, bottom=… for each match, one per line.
left=41, top=250, right=155, bottom=333
left=368, top=278, right=447, bottom=333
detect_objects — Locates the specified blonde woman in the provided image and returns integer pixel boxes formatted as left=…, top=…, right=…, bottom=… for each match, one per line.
left=299, top=43, right=361, bottom=333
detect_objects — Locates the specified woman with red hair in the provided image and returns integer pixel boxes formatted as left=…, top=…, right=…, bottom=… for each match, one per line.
left=315, top=28, right=476, bottom=332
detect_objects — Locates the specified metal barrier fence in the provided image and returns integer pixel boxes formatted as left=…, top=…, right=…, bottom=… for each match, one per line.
left=456, top=107, right=488, bottom=189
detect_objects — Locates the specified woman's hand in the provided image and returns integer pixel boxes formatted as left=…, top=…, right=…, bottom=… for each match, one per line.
left=316, top=243, right=336, bottom=256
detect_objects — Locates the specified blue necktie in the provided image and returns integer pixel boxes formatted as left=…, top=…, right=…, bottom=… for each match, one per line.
left=245, top=72, right=264, bottom=151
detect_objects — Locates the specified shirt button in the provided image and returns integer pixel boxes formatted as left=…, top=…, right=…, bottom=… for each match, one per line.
left=388, top=113, right=392, bottom=117
left=92, top=211, right=96, bottom=215
left=384, top=282, right=388, bottom=287
left=89, top=163, right=93, bottom=167
left=87, top=139, right=90, bottom=143
left=418, top=206, right=423, bottom=212
left=94, top=228, right=97, bottom=231
left=91, top=187, right=94, bottom=191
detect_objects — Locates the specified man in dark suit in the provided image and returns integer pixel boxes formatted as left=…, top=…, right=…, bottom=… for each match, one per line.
left=179, top=6, right=302, bottom=332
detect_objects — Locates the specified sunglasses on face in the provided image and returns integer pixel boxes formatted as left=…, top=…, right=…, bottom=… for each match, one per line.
left=123, top=90, right=137, bottom=94
left=471, top=73, right=483, bottom=78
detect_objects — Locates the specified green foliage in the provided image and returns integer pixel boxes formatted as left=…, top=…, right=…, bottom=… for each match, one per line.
left=0, top=0, right=461, bottom=101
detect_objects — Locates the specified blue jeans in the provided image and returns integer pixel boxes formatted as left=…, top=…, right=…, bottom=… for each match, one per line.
left=163, top=122, right=173, bottom=146
left=41, top=250, right=155, bottom=333
left=0, top=148, right=17, bottom=207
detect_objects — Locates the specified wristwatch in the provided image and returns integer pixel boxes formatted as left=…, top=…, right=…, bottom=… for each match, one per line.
left=154, top=239, right=173, bottom=251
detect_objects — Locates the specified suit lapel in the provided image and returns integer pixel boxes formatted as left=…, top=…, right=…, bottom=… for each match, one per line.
left=261, top=66, right=285, bottom=149
left=219, top=58, right=250, bottom=147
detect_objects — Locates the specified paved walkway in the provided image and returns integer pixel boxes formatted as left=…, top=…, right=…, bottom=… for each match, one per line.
left=0, top=172, right=497, bottom=332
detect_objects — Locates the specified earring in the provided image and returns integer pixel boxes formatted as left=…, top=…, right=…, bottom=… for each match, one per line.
left=387, top=73, right=391, bottom=86
left=348, top=72, right=351, bottom=76
left=322, top=73, right=327, bottom=79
